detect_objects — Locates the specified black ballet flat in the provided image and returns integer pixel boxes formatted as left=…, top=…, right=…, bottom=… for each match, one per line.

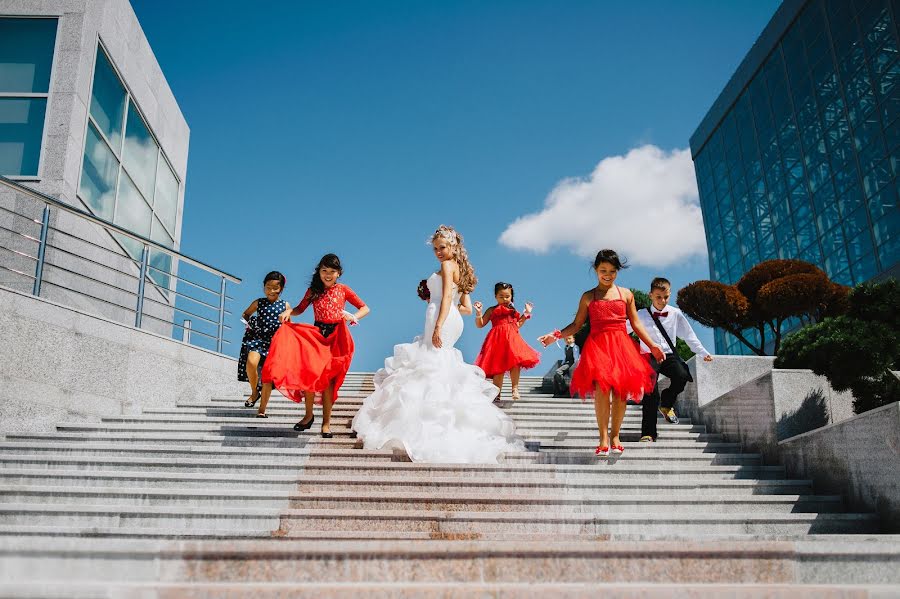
left=293, top=415, right=315, bottom=431
left=244, top=396, right=259, bottom=408
left=321, top=429, right=334, bottom=439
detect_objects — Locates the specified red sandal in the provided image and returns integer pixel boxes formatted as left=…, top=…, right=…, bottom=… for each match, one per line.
left=611, top=444, right=624, bottom=454
left=595, top=445, right=609, bottom=456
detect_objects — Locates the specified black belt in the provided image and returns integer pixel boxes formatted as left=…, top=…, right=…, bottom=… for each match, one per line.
left=314, top=321, right=339, bottom=338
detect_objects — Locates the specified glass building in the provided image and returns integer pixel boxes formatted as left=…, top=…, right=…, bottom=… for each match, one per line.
left=690, top=0, right=900, bottom=355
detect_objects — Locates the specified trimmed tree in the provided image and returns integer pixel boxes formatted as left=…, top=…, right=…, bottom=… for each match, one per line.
left=678, top=259, right=849, bottom=355
left=775, top=279, right=900, bottom=414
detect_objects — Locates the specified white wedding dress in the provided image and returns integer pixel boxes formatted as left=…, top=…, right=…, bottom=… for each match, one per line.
left=351, top=272, right=525, bottom=463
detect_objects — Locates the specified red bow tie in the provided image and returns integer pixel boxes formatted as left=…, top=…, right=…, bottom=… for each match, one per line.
left=653, top=311, right=668, bottom=318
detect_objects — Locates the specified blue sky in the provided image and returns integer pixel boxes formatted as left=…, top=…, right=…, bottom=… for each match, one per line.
left=131, top=0, right=781, bottom=371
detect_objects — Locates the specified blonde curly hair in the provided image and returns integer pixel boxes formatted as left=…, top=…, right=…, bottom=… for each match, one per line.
left=430, top=225, right=477, bottom=294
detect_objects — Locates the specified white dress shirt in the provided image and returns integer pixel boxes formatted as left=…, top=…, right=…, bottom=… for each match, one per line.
left=626, top=304, right=710, bottom=357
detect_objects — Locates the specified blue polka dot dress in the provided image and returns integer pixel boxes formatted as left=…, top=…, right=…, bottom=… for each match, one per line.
left=238, top=297, right=288, bottom=383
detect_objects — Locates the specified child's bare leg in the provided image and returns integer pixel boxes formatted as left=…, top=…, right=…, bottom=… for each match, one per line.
left=610, top=394, right=627, bottom=446
left=491, top=374, right=504, bottom=395
left=245, top=352, right=261, bottom=404
left=593, top=383, right=611, bottom=447
left=257, top=382, right=273, bottom=416
left=510, top=367, right=521, bottom=399
left=322, top=382, right=335, bottom=434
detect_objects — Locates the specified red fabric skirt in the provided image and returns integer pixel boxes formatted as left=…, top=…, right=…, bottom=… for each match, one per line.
left=569, top=329, right=655, bottom=402
left=475, top=324, right=541, bottom=377
left=260, top=321, right=354, bottom=403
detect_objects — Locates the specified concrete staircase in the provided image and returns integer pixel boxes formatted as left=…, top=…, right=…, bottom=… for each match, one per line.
left=1, top=373, right=898, bottom=597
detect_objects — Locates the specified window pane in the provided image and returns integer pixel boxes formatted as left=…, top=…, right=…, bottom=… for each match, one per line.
left=0, top=18, right=57, bottom=93
left=0, top=98, right=47, bottom=176
left=78, top=122, right=118, bottom=220
left=154, top=160, right=178, bottom=233
left=122, top=102, right=158, bottom=200
left=114, top=170, right=151, bottom=239
left=149, top=216, right=174, bottom=289
left=89, top=47, right=126, bottom=154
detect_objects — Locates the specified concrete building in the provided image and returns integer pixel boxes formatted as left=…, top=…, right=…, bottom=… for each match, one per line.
left=690, top=0, right=900, bottom=354
left=0, top=0, right=191, bottom=335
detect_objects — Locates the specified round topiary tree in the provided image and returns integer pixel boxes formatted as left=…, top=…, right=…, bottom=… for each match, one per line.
left=678, top=259, right=849, bottom=355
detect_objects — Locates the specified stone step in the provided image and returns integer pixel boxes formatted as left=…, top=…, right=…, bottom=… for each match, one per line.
left=53, top=422, right=710, bottom=438
left=94, top=416, right=706, bottom=433
left=0, top=469, right=812, bottom=494
left=1, top=536, right=899, bottom=586
left=0, top=486, right=843, bottom=513
left=3, top=582, right=899, bottom=598
left=219, top=396, right=624, bottom=410
left=0, top=453, right=783, bottom=478
left=4, top=433, right=734, bottom=450
left=0, top=442, right=752, bottom=462
left=0, top=442, right=397, bottom=461
left=158, top=406, right=690, bottom=423
left=0, top=504, right=876, bottom=535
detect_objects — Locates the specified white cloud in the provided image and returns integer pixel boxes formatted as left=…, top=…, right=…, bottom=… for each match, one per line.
left=498, top=145, right=707, bottom=268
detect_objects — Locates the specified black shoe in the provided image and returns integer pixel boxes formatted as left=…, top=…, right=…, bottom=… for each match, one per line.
left=244, top=396, right=259, bottom=408
left=293, top=415, right=315, bottom=431
left=321, top=429, right=333, bottom=439
left=256, top=413, right=268, bottom=418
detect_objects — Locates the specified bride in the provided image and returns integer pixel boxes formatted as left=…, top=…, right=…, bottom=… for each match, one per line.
left=351, top=225, right=525, bottom=463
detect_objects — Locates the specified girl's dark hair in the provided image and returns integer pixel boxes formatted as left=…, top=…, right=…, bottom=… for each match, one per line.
left=593, top=249, right=627, bottom=270
left=263, top=271, right=286, bottom=289
left=493, top=282, right=515, bottom=301
left=309, top=253, right=342, bottom=299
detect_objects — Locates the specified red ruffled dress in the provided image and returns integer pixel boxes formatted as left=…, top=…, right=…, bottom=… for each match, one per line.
left=474, top=304, right=541, bottom=377
left=569, top=286, right=655, bottom=402
left=261, top=283, right=365, bottom=403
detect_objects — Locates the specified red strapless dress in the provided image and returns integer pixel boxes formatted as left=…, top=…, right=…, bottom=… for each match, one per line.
left=569, top=299, right=655, bottom=402
left=260, top=320, right=354, bottom=403
left=474, top=304, right=541, bottom=377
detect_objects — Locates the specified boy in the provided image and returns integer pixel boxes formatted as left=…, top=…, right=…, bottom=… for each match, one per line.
left=627, top=277, right=713, bottom=441
left=552, top=335, right=579, bottom=397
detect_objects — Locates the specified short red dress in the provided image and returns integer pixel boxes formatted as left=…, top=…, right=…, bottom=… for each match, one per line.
left=474, top=304, right=541, bottom=377
left=261, top=283, right=365, bottom=403
left=569, top=286, right=655, bottom=402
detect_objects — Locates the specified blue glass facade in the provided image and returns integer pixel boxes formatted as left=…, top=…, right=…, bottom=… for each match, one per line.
left=691, top=0, right=900, bottom=355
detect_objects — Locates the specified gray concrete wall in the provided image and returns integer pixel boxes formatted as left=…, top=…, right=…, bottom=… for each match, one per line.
left=699, top=369, right=856, bottom=464
left=780, top=402, right=900, bottom=533
left=677, top=355, right=776, bottom=423
left=0, top=282, right=242, bottom=435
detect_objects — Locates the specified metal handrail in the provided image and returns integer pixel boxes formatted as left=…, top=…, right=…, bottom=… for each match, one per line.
left=0, top=176, right=240, bottom=282
left=0, top=176, right=242, bottom=355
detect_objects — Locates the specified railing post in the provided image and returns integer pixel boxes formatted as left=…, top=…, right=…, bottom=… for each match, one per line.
left=182, top=319, right=192, bottom=344
left=216, top=276, right=227, bottom=353
left=135, top=244, right=150, bottom=328
left=32, top=204, right=50, bottom=296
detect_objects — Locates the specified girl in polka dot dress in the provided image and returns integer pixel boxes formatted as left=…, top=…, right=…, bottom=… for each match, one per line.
left=239, top=271, right=289, bottom=409
left=260, top=254, right=369, bottom=437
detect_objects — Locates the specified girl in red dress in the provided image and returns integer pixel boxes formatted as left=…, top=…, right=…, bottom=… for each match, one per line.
left=539, top=250, right=664, bottom=457
left=473, top=282, right=540, bottom=400
left=259, top=254, right=369, bottom=437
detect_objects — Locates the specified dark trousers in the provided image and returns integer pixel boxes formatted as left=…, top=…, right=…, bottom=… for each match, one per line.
left=553, top=362, right=574, bottom=397
left=641, top=354, right=690, bottom=439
